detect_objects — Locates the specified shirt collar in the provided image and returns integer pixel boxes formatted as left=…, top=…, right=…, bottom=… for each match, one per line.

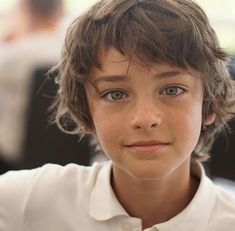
left=89, top=161, right=128, bottom=221
left=89, top=161, right=216, bottom=230
left=154, top=161, right=216, bottom=231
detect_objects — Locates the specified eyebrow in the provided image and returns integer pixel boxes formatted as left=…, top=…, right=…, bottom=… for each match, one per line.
left=93, top=75, right=128, bottom=85
left=93, top=70, right=192, bottom=85
left=158, top=70, right=189, bottom=78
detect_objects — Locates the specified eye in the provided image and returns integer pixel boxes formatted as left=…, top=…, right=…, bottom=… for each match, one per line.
left=161, top=86, right=185, bottom=96
left=103, top=90, right=127, bottom=101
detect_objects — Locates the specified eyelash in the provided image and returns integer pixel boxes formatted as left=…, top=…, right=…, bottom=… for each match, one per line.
left=160, top=86, right=186, bottom=96
left=101, top=90, right=128, bottom=101
left=101, top=86, right=186, bottom=102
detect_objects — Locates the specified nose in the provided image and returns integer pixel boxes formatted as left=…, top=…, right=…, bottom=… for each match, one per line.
left=129, top=98, right=162, bottom=130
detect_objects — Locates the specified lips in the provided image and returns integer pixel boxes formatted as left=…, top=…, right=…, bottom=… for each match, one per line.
left=125, top=140, right=170, bottom=153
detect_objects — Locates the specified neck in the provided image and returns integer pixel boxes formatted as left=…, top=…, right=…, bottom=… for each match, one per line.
left=112, top=161, right=199, bottom=229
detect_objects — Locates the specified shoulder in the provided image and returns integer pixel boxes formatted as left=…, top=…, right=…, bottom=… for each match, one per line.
left=191, top=162, right=235, bottom=230
left=213, top=183, right=235, bottom=212
left=208, top=181, right=235, bottom=228
left=0, top=162, right=107, bottom=198
left=0, top=162, right=110, bottom=230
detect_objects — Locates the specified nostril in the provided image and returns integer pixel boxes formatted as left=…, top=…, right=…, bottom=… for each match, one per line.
left=134, top=125, right=142, bottom=129
left=151, top=123, right=157, bottom=127
left=132, top=121, right=159, bottom=130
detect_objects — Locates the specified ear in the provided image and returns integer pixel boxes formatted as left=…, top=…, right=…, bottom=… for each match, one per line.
left=203, top=113, right=216, bottom=126
left=83, top=125, right=96, bottom=134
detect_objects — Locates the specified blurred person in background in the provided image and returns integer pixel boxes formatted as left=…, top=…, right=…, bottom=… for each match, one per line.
left=0, top=0, right=32, bottom=44
left=0, top=0, right=65, bottom=172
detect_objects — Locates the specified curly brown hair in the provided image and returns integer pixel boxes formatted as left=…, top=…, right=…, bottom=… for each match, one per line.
left=53, top=0, right=235, bottom=161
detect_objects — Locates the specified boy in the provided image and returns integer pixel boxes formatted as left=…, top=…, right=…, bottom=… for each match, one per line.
left=1, top=0, right=235, bottom=230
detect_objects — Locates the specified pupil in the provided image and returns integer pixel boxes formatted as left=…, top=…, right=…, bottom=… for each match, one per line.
left=167, top=87, right=177, bottom=95
left=112, top=91, right=122, bottom=99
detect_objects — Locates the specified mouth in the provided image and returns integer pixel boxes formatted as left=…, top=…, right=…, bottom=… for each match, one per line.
left=125, top=140, right=170, bottom=153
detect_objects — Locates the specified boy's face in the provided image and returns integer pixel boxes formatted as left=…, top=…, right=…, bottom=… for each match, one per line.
left=86, top=47, right=210, bottom=181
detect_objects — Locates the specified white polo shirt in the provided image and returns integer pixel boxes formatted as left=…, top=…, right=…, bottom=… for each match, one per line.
left=0, top=161, right=235, bottom=231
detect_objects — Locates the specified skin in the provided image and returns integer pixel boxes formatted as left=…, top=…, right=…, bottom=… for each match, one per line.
left=85, top=47, right=215, bottom=228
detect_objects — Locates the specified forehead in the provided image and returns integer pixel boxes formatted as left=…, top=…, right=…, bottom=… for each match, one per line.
left=89, top=46, right=200, bottom=80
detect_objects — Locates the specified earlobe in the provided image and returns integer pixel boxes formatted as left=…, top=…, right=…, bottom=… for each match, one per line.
left=84, top=126, right=96, bottom=134
left=204, top=113, right=216, bottom=125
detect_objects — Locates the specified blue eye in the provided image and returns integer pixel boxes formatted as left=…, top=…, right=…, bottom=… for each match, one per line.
left=104, top=90, right=127, bottom=101
left=161, top=86, right=184, bottom=96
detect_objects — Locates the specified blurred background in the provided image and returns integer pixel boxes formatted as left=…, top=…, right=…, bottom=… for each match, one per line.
left=0, top=0, right=234, bottom=193
left=0, top=0, right=235, bottom=54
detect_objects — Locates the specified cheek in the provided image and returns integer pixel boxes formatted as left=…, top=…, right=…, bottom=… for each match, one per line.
left=169, top=104, right=203, bottom=149
left=92, top=110, right=122, bottom=152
